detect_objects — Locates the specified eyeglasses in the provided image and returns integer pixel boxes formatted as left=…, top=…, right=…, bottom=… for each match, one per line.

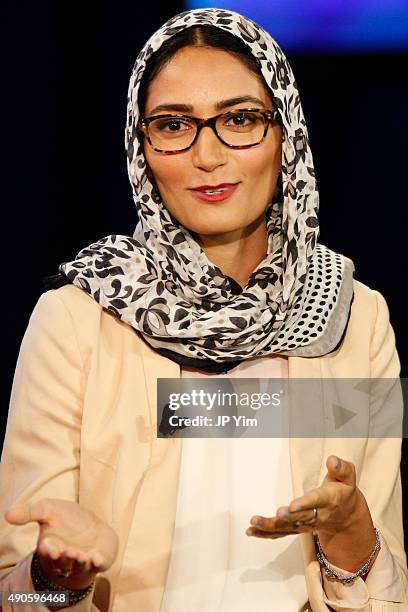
left=136, top=108, right=281, bottom=154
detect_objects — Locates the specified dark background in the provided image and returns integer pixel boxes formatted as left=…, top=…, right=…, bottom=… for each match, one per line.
left=3, top=1, right=407, bottom=549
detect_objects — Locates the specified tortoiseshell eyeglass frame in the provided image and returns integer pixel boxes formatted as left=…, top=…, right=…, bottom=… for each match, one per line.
left=136, top=108, right=282, bottom=154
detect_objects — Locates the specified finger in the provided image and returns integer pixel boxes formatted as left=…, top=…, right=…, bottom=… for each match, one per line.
left=246, top=526, right=300, bottom=539
left=62, top=553, right=93, bottom=575
left=88, top=550, right=105, bottom=569
left=75, top=550, right=88, bottom=563
left=249, top=515, right=281, bottom=531
left=67, top=555, right=93, bottom=574
left=44, top=549, right=91, bottom=577
left=38, top=538, right=83, bottom=565
left=249, top=514, right=306, bottom=533
left=5, top=504, right=34, bottom=525
left=69, top=549, right=88, bottom=564
left=58, top=546, right=100, bottom=572
left=5, top=499, right=51, bottom=526
left=287, top=488, right=330, bottom=515
left=326, top=455, right=356, bottom=486
left=51, top=543, right=104, bottom=573
left=282, top=506, right=322, bottom=526
left=276, top=506, right=290, bottom=520
left=38, top=537, right=64, bottom=560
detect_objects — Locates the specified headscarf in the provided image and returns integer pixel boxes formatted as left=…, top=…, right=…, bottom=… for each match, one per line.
left=58, top=8, right=355, bottom=372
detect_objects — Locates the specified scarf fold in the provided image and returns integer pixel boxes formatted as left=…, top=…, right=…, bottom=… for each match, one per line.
left=56, top=8, right=355, bottom=370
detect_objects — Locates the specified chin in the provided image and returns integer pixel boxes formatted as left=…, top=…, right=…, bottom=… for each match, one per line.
left=178, top=213, right=243, bottom=235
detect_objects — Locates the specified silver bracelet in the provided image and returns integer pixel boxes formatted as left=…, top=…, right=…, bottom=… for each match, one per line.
left=315, top=526, right=381, bottom=585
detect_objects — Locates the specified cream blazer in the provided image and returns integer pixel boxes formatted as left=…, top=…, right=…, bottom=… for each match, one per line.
left=0, top=279, right=407, bottom=612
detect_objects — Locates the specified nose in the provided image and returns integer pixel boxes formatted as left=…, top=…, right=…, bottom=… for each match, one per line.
left=191, top=125, right=227, bottom=172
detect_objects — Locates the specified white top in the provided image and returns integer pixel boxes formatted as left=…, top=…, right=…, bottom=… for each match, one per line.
left=160, top=355, right=402, bottom=611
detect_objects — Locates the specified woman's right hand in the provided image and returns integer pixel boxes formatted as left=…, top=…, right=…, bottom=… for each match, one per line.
left=5, top=498, right=119, bottom=590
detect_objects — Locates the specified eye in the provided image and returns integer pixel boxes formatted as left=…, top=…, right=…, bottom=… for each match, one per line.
left=223, top=111, right=260, bottom=130
left=153, top=117, right=194, bottom=133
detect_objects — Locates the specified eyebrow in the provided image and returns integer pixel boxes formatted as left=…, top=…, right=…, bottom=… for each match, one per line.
left=148, top=95, right=267, bottom=116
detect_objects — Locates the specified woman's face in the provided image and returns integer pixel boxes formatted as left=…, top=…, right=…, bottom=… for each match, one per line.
left=142, top=46, right=282, bottom=237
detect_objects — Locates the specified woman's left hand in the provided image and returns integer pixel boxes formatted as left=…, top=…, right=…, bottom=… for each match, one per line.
left=247, top=455, right=377, bottom=562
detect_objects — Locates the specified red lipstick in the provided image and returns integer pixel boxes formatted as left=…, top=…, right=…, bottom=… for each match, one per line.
left=189, top=182, right=240, bottom=203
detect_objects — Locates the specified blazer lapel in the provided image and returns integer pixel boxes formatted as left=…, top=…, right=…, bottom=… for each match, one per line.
left=287, top=355, right=326, bottom=496
left=287, top=355, right=331, bottom=611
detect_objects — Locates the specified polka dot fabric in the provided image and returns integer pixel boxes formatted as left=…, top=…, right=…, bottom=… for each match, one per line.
left=59, top=8, right=355, bottom=365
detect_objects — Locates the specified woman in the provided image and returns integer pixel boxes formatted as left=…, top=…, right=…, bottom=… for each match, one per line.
left=0, top=7, right=406, bottom=611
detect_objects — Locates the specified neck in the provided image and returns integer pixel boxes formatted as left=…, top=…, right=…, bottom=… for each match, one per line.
left=195, top=214, right=268, bottom=288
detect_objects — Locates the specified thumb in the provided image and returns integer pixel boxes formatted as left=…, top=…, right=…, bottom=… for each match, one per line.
left=326, top=455, right=356, bottom=485
left=5, top=500, right=49, bottom=526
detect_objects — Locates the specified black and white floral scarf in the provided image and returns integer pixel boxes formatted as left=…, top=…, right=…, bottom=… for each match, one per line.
left=57, top=8, right=355, bottom=372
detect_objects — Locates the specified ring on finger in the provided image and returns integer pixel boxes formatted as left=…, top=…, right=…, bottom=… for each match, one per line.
left=302, top=507, right=318, bottom=526
left=53, top=566, right=73, bottom=578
